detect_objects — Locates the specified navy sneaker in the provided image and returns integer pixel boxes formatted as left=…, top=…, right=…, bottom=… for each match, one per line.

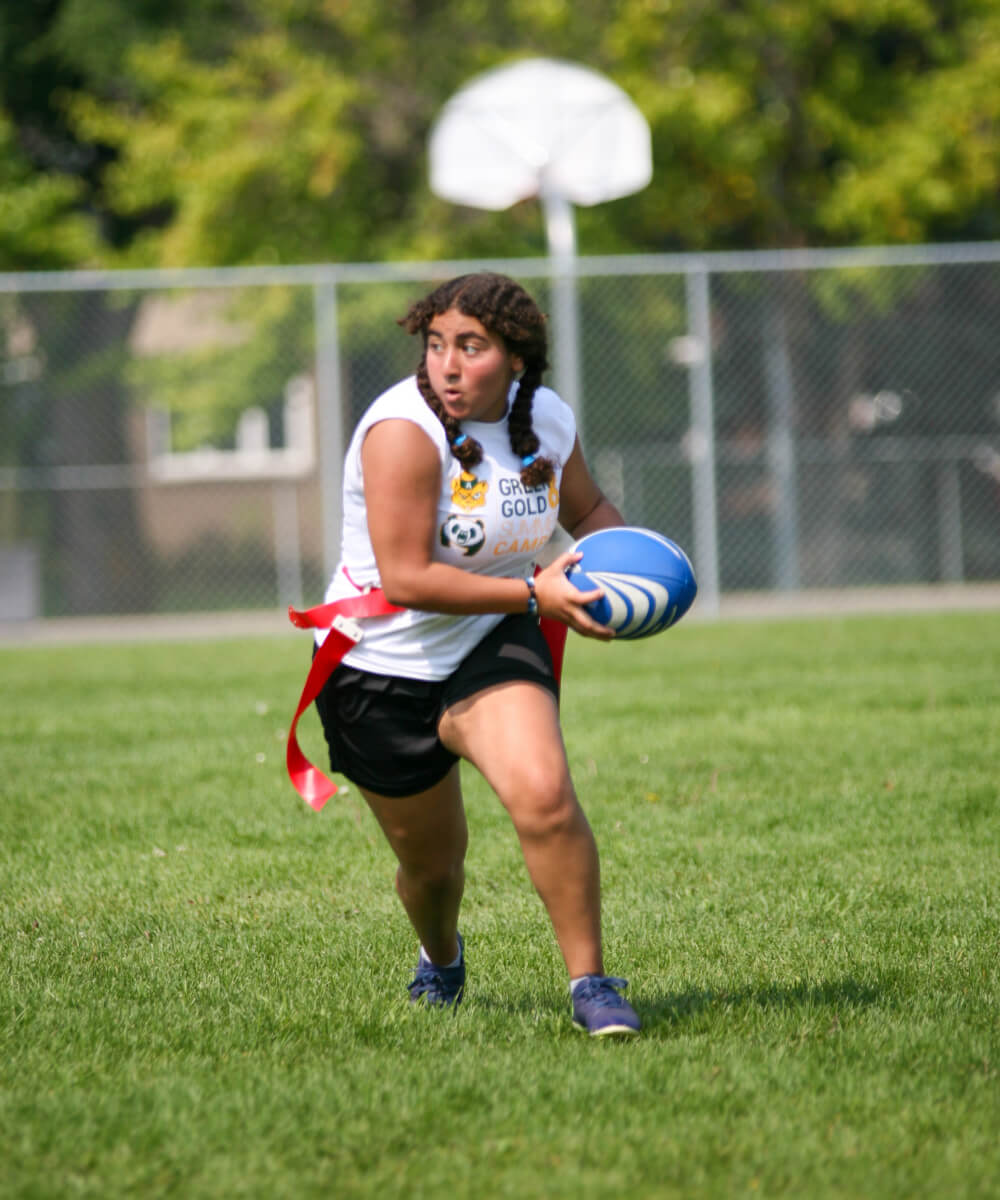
left=407, top=932, right=465, bottom=1009
left=572, top=975, right=641, bottom=1036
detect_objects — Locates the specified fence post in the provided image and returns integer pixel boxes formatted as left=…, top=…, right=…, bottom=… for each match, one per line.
left=314, top=275, right=345, bottom=585
left=936, top=459, right=964, bottom=582
left=686, top=265, right=721, bottom=617
left=764, top=301, right=801, bottom=590
left=272, top=481, right=303, bottom=610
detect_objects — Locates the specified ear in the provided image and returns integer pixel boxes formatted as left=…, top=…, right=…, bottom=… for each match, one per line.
left=510, top=353, right=525, bottom=376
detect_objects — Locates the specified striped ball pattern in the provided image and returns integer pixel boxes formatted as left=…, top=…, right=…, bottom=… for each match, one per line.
left=566, top=527, right=697, bottom=639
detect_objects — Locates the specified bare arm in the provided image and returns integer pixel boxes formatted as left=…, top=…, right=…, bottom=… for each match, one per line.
left=361, top=420, right=612, bottom=636
left=555, top=436, right=625, bottom=539
left=530, top=435, right=627, bottom=637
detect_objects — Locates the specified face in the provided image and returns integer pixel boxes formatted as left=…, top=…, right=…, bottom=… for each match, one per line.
left=425, top=308, right=524, bottom=424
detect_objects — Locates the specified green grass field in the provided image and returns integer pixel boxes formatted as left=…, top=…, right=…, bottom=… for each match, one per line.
left=2, top=610, right=999, bottom=1199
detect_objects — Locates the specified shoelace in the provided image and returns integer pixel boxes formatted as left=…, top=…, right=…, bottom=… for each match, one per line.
left=409, top=965, right=445, bottom=994
left=577, top=976, right=629, bottom=1005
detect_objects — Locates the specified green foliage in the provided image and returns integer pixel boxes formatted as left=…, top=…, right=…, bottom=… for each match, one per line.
left=1, top=610, right=999, bottom=1196
left=69, top=33, right=367, bottom=267
left=0, top=114, right=98, bottom=270
left=616, top=0, right=1000, bottom=249
left=4, top=0, right=1000, bottom=272
left=816, top=2, right=1000, bottom=242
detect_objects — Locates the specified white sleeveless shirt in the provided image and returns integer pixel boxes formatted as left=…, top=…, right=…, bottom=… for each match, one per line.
left=318, top=375, right=576, bottom=680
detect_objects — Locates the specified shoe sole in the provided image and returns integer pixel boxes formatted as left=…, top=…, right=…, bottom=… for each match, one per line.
left=573, top=1019, right=641, bottom=1037
left=409, top=992, right=464, bottom=1009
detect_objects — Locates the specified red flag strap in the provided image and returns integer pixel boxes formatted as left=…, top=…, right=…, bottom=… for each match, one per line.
left=538, top=616, right=568, bottom=686
left=285, top=591, right=401, bottom=810
left=285, top=577, right=568, bottom=812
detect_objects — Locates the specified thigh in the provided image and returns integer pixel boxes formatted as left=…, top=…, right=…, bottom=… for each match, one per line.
left=359, top=764, right=468, bottom=873
left=314, top=664, right=459, bottom=797
left=437, top=680, right=574, bottom=815
left=442, top=613, right=560, bottom=713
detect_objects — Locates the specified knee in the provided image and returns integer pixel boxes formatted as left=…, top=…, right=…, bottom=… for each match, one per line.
left=503, top=764, right=580, bottom=840
left=393, top=840, right=466, bottom=892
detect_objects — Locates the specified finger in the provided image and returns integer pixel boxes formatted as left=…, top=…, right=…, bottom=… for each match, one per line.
left=567, top=585, right=605, bottom=606
left=573, top=618, right=616, bottom=642
left=564, top=603, right=616, bottom=640
left=535, top=557, right=604, bottom=614
left=543, top=552, right=608, bottom=612
left=541, top=549, right=583, bottom=575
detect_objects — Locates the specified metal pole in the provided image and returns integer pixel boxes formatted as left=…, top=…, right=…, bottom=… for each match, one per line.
left=313, top=278, right=345, bottom=584
left=764, top=302, right=801, bottom=590
left=936, top=460, right=964, bottom=582
left=541, top=189, right=582, bottom=435
left=272, top=481, right=303, bottom=610
left=686, top=266, right=721, bottom=617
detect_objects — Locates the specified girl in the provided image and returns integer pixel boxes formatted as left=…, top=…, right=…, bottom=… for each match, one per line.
left=312, top=272, right=640, bottom=1036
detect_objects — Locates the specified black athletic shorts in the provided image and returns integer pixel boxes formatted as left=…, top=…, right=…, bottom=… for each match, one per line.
left=313, top=613, right=560, bottom=798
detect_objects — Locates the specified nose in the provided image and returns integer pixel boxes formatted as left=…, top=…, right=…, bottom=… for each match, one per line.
left=442, top=345, right=460, bottom=378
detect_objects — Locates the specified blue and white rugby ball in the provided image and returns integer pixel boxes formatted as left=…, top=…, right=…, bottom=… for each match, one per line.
left=567, top=526, right=697, bottom=639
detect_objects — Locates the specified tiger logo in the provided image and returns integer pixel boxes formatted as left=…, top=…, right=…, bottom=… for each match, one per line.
left=451, top=471, right=489, bottom=511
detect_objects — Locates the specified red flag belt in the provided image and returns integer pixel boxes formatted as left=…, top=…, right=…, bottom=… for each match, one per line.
left=286, top=580, right=568, bottom=811
left=285, top=589, right=402, bottom=811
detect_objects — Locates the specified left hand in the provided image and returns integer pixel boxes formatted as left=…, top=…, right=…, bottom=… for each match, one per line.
left=533, top=551, right=615, bottom=641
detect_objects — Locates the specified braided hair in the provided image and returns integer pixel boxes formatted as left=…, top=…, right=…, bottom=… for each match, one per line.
left=398, top=272, right=556, bottom=488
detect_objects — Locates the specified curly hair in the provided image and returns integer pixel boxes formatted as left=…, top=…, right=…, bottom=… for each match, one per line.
left=398, top=272, right=556, bottom=488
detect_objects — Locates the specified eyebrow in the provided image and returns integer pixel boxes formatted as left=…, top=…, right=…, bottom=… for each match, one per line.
left=427, top=325, right=490, bottom=343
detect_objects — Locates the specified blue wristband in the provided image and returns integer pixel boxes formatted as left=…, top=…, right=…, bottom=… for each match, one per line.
left=525, top=576, right=538, bottom=617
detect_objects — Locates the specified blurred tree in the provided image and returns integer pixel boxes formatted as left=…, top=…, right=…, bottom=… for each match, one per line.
left=0, top=114, right=97, bottom=270
left=0, top=0, right=186, bottom=610
left=605, top=0, right=1000, bottom=250
left=25, top=0, right=1000, bottom=399
left=3, top=0, right=998, bottom=266
left=3, top=0, right=999, bottom=609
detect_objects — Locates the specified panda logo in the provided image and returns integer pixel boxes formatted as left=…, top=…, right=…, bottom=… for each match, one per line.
left=440, top=515, right=486, bottom=556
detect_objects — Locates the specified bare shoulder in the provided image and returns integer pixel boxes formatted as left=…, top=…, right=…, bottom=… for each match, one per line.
left=362, top=417, right=441, bottom=479
left=357, top=420, right=439, bottom=499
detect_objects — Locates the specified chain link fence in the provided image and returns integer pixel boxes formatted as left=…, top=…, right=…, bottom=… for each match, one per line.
left=2, top=245, right=999, bottom=623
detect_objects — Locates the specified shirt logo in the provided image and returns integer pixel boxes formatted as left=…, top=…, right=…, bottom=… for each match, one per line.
left=440, top=515, right=486, bottom=556
left=451, top=471, right=489, bottom=510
